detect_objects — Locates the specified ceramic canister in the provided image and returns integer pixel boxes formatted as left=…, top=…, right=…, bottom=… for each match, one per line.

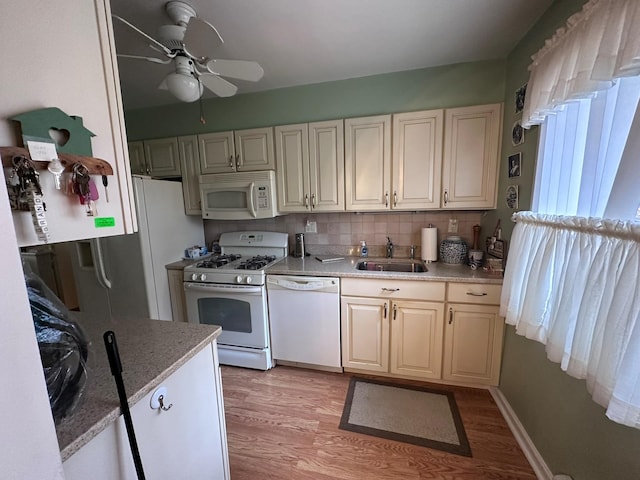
left=439, top=236, right=468, bottom=264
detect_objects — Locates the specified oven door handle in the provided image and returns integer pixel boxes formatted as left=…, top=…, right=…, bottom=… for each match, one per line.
left=184, top=282, right=264, bottom=294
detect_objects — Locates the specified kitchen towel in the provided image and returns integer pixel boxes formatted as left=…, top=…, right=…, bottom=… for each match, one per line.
left=421, top=226, right=438, bottom=262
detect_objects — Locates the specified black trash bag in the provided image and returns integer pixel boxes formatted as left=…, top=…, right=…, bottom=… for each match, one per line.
left=25, top=269, right=89, bottom=423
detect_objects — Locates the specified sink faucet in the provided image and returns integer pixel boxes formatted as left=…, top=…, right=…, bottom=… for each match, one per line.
left=386, top=237, right=394, bottom=258
left=410, top=245, right=416, bottom=259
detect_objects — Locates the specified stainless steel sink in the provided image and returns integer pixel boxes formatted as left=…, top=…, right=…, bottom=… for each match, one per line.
left=355, top=260, right=427, bottom=273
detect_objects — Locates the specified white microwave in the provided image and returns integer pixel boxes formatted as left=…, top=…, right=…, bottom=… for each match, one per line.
left=199, top=170, right=279, bottom=220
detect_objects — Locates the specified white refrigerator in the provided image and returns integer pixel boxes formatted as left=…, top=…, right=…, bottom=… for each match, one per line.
left=67, top=176, right=204, bottom=321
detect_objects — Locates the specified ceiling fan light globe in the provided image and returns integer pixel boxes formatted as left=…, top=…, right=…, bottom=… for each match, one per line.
left=164, top=72, right=202, bottom=102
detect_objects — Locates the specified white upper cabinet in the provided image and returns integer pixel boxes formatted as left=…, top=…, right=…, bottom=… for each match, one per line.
left=345, top=115, right=392, bottom=211
left=128, top=141, right=147, bottom=175
left=199, top=127, right=275, bottom=174
left=392, top=110, right=444, bottom=210
left=275, top=120, right=344, bottom=212
left=178, top=135, right=201, bottom=215
left=442, top=103, right=502, bottom=209
left=143, top=137, right=181, bottom=177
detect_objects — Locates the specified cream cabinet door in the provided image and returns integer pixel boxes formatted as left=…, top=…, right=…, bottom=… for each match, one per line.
left=199, top=131, right=236, bottom=174
left=443, top=303, right=504, bottom=386
left=442, top=103, right=502, bottom=209
left=308, top=119, right=345, bottom=211
left=128, top=141, right=147, bottom=175
left=234, top=127, right=275, bottom=171
left=144, top=137, right=181, bottom=177
left=392, top=110, right=443, bottom=210
left=390, top=300, right=444, bottom=380
left=345, top=115, right=392, bottom=211
left=167, top=268, right=188, bottom=322
left=275, top=123, right=310, bottom=212
left=178, top=135, right=201, bottom=215
left=341, top=296, right=389, bottom=372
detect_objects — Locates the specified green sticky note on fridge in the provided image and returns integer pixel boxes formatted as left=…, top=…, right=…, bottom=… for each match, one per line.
left=95, top=217, right=115, bottom=228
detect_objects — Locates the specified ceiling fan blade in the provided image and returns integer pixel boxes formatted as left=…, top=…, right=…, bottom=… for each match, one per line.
left=199, top=74, right=238, bottom=98
left=183, top=17, right=223, bottom=62
left=112, top=14, right=172, bottom=57
left=206, top=59, right=264, bottom=82
left=117, top=54, right=172, bottom=65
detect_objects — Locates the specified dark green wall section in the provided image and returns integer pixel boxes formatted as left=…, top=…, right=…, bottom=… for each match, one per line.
left=123, top=60, right=506, bottom=140
left=494, top=1, right=640, bottom=479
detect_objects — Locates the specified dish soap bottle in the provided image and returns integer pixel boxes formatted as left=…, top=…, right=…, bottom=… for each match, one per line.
left=360, top=240, right=368, bottom=258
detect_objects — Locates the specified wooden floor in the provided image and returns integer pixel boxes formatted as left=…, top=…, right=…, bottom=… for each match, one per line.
left=220, top=365, right=536, bottom=479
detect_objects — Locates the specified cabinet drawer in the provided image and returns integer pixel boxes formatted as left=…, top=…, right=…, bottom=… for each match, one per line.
left=447, top=283, right=502, bottom=305
left=342, top=278, right=445, bottom=301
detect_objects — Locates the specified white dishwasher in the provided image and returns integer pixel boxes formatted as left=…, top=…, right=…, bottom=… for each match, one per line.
left=266, top=275, right=341, bottom=370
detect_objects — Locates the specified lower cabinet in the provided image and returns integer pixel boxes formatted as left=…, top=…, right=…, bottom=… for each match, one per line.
left=167, top=268, right=188, bottom=323
left=341, top=278, right=445, bottom=380
left=341, top=278, right=504, bottom=386
left=63, top=342, right=230, bottom=480
left=443, top=303, right=503, bottom=385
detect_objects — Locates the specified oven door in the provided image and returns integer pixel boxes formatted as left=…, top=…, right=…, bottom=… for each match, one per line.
left=184, top=282, right=269, bottom=349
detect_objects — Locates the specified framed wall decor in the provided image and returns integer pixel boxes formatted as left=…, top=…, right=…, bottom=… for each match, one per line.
left=508, top=152, right=521, bottom=178
left=506, top=185, right=519, bottom=209
left=515, top=83, right=527, bottom=113
left=511, top=120, right=525, bottom=146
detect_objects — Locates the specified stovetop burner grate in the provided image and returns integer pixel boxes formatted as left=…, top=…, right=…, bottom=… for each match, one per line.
left=236, top=255, right=277, bottom=270
left=194, top=254, right=242, bottom=269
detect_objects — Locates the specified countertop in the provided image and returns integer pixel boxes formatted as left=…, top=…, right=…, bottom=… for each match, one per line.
left=266, top=256, right=503, bottom=284
left=56, top=316, right=221, bottom=461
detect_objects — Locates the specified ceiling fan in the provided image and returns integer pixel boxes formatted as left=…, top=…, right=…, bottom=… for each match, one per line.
left=112, top=1, right=264, bottom=103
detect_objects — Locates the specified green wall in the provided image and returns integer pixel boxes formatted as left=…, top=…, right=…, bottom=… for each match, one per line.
left=123, top=60, right=505, bottom=139
left=493, top=1, right=640, bottom=479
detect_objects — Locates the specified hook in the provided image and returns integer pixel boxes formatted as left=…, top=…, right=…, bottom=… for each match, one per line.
left=158, top=394, right=173, bottom=411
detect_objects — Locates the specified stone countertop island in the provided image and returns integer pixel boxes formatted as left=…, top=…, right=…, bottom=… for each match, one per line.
left=56, top=316, right=221, bottom=461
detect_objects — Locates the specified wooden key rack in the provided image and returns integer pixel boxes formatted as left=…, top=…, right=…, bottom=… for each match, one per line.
left=0, top=146, right=113, bottom=176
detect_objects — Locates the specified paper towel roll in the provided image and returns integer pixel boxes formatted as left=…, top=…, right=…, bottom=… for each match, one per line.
left=421, top=227, right=438, bottom=262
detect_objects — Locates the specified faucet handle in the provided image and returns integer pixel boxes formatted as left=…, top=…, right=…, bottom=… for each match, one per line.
left=410, top=244, right=416, bottom=259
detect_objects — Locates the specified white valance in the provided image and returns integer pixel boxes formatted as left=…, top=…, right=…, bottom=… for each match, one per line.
left=523, top=0, right=640, bottom=127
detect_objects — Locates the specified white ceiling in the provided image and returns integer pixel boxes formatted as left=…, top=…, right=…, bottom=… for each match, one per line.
left=111, top=0, right=553, bottom=110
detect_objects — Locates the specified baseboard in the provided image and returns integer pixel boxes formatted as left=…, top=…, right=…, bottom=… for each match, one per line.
left=489, top=387, right=553, bottom=480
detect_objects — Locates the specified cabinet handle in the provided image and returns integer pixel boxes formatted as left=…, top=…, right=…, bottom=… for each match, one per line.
left=444, top=190, right=449, bottom=205
left=235, top=154, right=241, bottom=169
left=304, top=194, right=309, bottom=209
left=449, top=307, right=454, bottom=325
left=228, top=156, right=234, bottom=168
left=384, top=303, right=387, bottom=319
left=393, top=304, right=397, bottom=320
left=311, top=193, right=316, bottom=208
left=381, top=288, right=400, bottom=292
left=393, top=191, right=398, bottom=207
left=385, top=192, right=389, bottom=207
left=466, top=292, right=488, bottom=296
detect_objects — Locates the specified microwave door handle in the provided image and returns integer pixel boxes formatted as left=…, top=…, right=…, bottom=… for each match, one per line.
left=248, top=182, right=257, bottom=218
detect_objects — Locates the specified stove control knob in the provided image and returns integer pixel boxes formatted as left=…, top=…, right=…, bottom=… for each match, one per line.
left=245, top=276, right=253, bottom=284
left=236, top=275, right=243, bottom=284
left=199, top=273, right=207, bottom=282
left=191, top=273, right=198, bottom=281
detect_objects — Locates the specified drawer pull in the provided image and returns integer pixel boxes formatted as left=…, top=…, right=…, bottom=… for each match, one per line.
left=466, top=292, right=488, bottom=296
left=381, top=288, right=400, bottom=292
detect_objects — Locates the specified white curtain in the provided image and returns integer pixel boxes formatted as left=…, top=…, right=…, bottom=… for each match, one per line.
left=501, top=213, right=640, bottom=426
left=504, top=0, right=640, bottom=429
left=523, top=0, right=640, bottom=128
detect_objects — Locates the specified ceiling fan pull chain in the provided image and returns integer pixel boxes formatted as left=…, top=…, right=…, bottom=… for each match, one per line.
left=199, top=84, right=206, bottom=124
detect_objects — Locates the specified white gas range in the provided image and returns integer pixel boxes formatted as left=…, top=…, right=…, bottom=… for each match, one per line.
left=183, top=231, right=288, bottom=370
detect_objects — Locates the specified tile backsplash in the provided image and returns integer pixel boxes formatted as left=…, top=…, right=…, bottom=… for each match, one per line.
left=204, top=211, right=485, bottom=258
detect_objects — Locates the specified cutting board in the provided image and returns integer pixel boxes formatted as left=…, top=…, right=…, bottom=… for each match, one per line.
left=315, top=255, right=345, bottom=263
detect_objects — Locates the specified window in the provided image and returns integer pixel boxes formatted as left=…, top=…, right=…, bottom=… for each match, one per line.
left=501, top=0, right=640, bottom=430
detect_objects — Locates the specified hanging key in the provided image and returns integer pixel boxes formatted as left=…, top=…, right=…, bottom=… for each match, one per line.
left=102, top=174, right=110, bottom=202
left=47, top=158, right=65, bottom=190
left=72, top=163, right=94, bottom=215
